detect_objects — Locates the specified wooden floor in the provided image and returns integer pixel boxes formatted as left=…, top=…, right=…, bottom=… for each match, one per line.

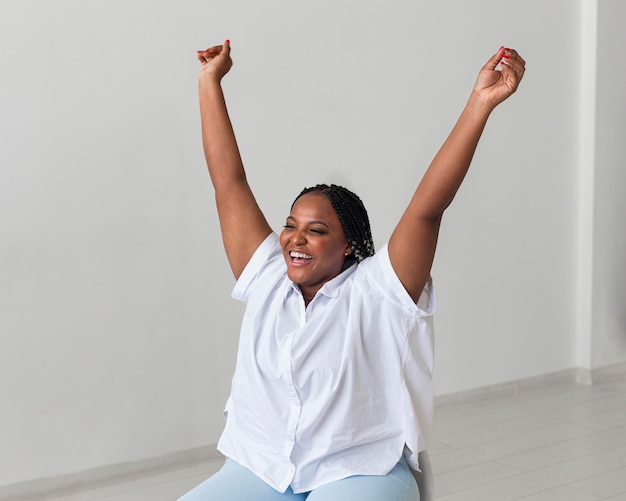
left=18, top=371, right=626, bottom=500
left=430, top=372, right=626, bottom=501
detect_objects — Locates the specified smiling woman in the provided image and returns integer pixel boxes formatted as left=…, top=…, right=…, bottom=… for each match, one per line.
left=182, top=40, right=526, bottom=500
left=280, top=188, right=372, bottom=305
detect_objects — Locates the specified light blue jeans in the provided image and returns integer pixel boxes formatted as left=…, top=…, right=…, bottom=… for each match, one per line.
left=178, top=458, right=419, bottom=501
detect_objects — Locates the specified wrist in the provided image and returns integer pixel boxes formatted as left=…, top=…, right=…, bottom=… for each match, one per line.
left=198, top=70, right=224, bottom=88
left=467, top=90, right=497, bottom=116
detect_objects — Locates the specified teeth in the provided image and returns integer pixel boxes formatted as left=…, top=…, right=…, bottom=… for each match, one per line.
left=290, top=251, right=313, bottom=259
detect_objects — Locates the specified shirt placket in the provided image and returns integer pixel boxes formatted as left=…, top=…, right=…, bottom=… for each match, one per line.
left=279, top=298, right=306, bottom=460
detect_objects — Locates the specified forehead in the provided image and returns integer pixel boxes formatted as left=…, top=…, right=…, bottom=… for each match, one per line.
left=290, top=192, right=340, bottom=222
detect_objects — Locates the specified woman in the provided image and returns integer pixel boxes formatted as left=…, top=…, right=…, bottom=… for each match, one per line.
left=181, top=41, right=525, bottom=501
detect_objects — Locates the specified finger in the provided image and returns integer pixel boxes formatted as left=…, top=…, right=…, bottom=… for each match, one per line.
left=196, top=43, right=228, bottom=64
left=507, top=49, right=526, bottom=67
left=199, top=46, right=220, bottom=57
left=502, top=49, right=525, bottom=68
left=204, top=41, right=231, bottom=62
left=483, top=46, right=506, bottom=71
left=212, top=40, right=232, bottom=70
left=501, top=50, right=526, bottom=78
left=221, top=39, right=231, bottom=59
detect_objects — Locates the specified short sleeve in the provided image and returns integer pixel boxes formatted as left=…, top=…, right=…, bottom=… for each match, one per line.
left=231, top=233, right=281, bottom=302
left=363, top=244, right=435, bottom=318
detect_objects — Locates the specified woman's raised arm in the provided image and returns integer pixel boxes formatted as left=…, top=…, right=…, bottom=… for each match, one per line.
left=197, top=41, right=272, bottom=279
left=388, top=47, right=526, bottom=302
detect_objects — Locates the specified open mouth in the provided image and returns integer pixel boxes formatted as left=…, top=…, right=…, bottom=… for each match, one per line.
left=289, top=251, right=313, bottom=264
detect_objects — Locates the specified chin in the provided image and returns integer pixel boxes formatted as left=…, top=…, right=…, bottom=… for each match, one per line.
left=287, top=270, right=308, bottom=285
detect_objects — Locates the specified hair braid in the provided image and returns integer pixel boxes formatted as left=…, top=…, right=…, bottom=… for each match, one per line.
left=292, top=184, right=375, bottom=263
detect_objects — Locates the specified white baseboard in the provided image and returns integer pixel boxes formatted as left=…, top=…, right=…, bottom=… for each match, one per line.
left=434, top=367, right=579, bottom=409
left=587, top=360, right=626, bottom=383
left=2, top=361, right=625, bottom=500
left=0, top=446, right=223, bottom=501
left=434, top=361, right=626, bottom=409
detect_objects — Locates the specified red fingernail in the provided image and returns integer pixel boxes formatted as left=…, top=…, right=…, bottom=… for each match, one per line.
left=225, top=39, right=230, bottom=45
left=502, top=54, right=510, bottom=59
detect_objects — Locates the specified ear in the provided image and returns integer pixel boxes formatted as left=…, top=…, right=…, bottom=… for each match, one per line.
left=344, top=245, right=352, bottom=257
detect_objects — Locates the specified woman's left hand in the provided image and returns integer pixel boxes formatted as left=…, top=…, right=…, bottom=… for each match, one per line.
left=473, top=47, right=526, bottom=109
left=197, top=41, right=233, bottom=84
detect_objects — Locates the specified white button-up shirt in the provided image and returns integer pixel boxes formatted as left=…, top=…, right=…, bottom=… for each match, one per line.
left=217, top=233, right=435, bottom=493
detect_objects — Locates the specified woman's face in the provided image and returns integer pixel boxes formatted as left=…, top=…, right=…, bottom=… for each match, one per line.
left=279, top=193, right=352, bottom=297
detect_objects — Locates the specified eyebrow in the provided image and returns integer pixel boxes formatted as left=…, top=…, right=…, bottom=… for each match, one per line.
left=286, top=216, right=330, bottom=228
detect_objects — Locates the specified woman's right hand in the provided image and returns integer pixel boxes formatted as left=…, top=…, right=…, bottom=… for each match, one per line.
left=197, top=40, right=233, bottom=83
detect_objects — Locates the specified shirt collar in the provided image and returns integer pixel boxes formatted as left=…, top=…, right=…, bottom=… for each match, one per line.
left=288, top=262, right=358, bottom=300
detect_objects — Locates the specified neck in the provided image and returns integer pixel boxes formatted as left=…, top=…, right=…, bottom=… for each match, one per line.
left=299, top=286, right=317, bottom=303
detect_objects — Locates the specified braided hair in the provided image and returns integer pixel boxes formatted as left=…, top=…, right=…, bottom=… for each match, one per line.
left=291, top=184, right=375, bottom=263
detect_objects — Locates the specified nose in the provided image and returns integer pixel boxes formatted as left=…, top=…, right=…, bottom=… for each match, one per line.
left=292, top=228, right=307, bottom=245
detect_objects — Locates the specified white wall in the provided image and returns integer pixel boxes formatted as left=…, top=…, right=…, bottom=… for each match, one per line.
left=592, top=0, right=626, bottom=367
left=0, top=0, right=621, bottom=488
left=427, top=0, right=581, bottom=392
